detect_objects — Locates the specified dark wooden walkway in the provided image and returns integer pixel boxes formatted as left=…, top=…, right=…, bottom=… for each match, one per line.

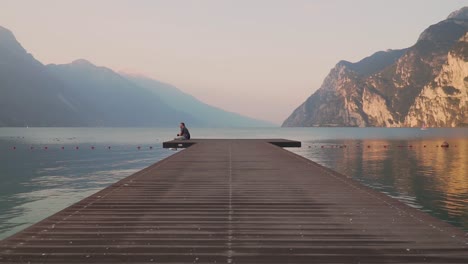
left=1, top=139, right=467, bottom=263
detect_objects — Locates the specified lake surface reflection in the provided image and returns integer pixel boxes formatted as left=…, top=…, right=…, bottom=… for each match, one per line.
left=291, top=138, right=468, bottom=231
left=0, top=127, right=466, bottom=239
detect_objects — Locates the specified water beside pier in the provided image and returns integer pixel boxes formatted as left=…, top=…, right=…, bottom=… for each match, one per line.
left=0, top=127, right=467, bottom=239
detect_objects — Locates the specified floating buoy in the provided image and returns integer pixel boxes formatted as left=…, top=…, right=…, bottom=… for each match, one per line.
left=441, top=141, right=449, bottom=148
left=44, top=146, right=48, bottom=150
left=75, top=146, right=79, bottom=150
left=149, top=146, right=153, bottom=150
left=137, top=146, right=141, bottom=150
left=91, top=146, right=95, bottom=150
left=108, top=146, right=111, bottom=150
left=61, top=146, right=65, bottom=150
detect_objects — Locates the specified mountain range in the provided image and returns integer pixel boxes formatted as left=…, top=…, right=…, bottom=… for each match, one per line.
left=0, top=26, right=272, bottom=127
left=2, top=7, right=467, bottom=128
left=283, top=7, right=468, bottom=127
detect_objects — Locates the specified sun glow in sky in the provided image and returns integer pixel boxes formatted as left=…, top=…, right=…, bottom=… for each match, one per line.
left=0, top=0, right=466, bottom=124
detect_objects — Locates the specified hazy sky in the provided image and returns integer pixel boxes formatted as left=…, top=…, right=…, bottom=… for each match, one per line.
left=1, top=0, right=466, bottom=124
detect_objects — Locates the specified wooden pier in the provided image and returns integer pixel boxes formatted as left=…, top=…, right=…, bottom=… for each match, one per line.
left=1, top=139, right=467, bottom=263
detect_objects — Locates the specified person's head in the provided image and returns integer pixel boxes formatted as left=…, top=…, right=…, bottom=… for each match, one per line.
left=180, top=122, right=185, bottom=129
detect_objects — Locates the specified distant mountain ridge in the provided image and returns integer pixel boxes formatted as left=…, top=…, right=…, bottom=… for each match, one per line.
left=0, top=26, right=272, bottom=127
left=46, top=60, right=189, bottom=127
left=0, top=26, right=83, bottom=126
left=283, top=7, right=468, bottom=127
left=124, top=74, right=270, bottom=127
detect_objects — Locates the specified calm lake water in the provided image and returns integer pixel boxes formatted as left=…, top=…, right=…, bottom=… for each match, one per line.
left=0, top=127, right=467, bottom=239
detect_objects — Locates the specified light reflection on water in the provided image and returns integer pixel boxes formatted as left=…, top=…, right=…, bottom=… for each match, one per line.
left=0, top=127, right=467, bottom=239
left=290, top=138, right=468, bottom=230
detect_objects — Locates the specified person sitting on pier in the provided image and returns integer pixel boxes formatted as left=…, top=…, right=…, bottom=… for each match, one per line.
left=175, top=122, right=190, bottom=140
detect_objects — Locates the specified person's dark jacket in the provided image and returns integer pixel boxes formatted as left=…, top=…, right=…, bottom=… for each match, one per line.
left=181, top=127, right=190, bottom=139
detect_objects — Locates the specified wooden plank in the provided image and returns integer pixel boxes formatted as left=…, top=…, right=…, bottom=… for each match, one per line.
left=1, top=139, right=467, bottom=263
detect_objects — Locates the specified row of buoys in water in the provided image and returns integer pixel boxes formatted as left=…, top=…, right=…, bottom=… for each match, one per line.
left=8, top=142, right=453, bottom=150
left=309, top=142, right=452, bottom=149
left=9, top=146, right=154, bottom=150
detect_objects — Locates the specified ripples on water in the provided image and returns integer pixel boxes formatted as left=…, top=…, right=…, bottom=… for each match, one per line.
left=0, top=127, right=467, bottom=239
left=291, top=138, right=468, bottom=231
left=0, top=128, right=175, bottom=239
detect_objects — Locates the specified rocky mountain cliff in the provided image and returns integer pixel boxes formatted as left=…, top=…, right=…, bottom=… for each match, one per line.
left=283, top=7, right=468, bottom=127
left=406, top=33, right=468, bottom=127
